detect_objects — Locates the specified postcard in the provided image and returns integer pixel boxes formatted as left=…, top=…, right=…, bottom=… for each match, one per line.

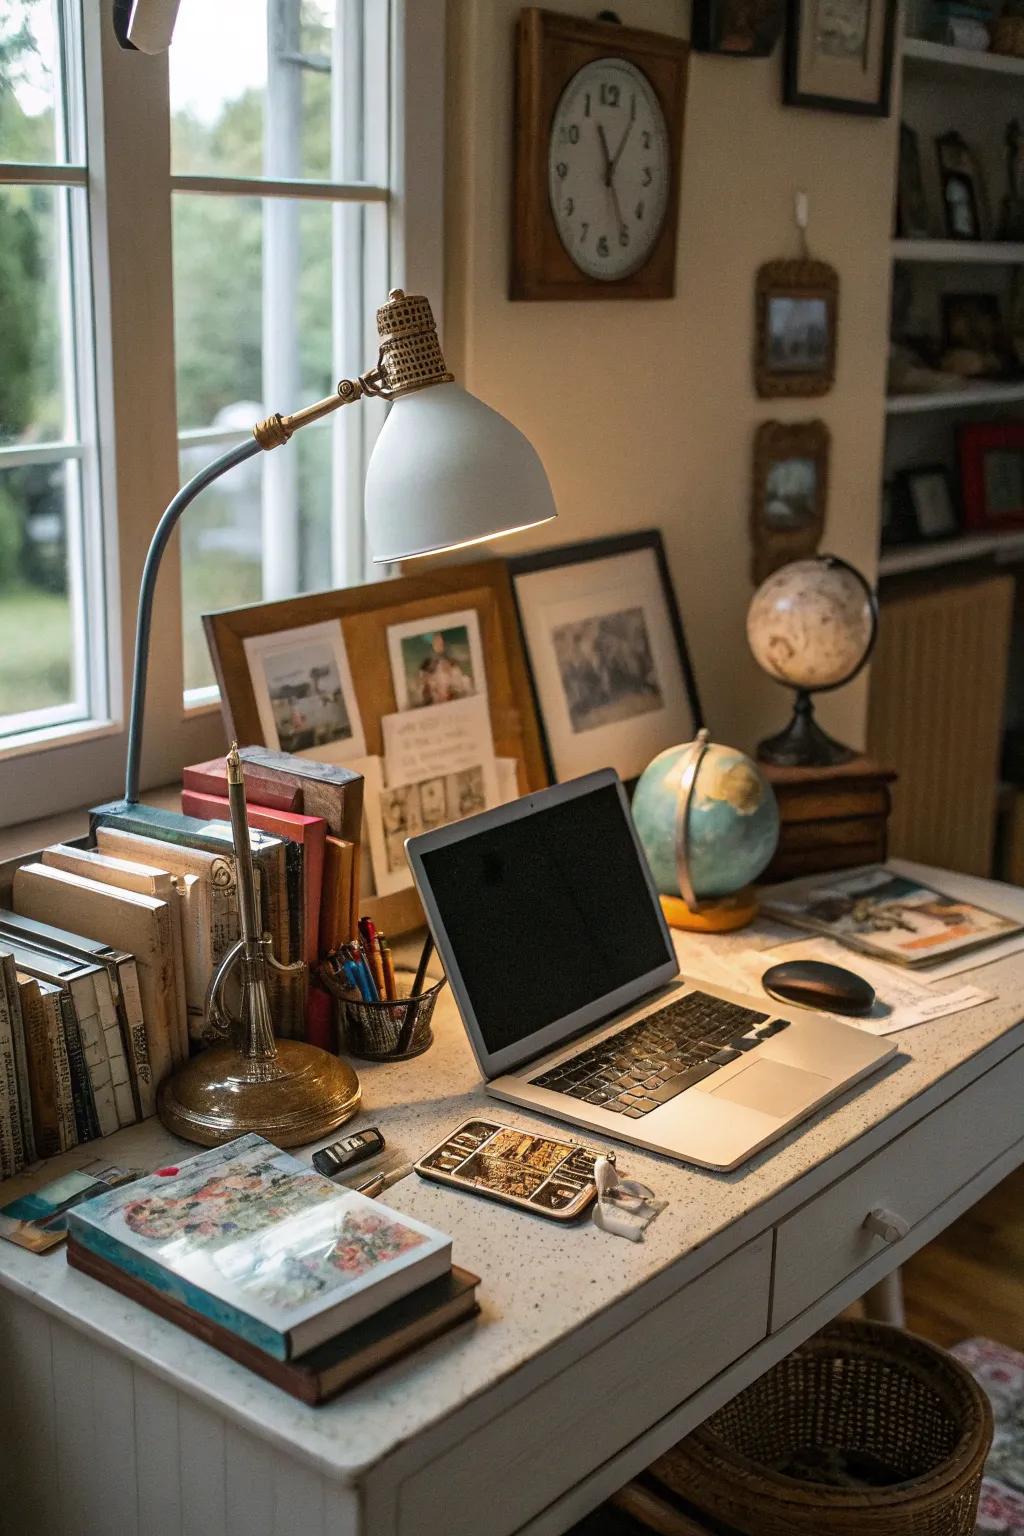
left=359, top=752, right=500, bottom=897
left=763, top=866, right=1023, bottom=968
left=244, top=620, right=367, bottom=763
left=381, top=695, right=497, bottom=790
left=386, top=608, right=486, bottom=712
left=0, top=1163, right=143, bottom=1254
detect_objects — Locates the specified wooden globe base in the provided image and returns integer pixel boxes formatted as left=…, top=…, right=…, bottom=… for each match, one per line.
left=157, top=1040, right=361, bottom=1149
left=660, top=887, right=759, bottom=933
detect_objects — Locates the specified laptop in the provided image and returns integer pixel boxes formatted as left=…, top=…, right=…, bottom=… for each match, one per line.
left=406, top=769, right=896, bottom=1171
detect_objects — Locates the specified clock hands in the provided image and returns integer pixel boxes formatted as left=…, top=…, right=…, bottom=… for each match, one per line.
left=596, top=120, right=629, bottom=238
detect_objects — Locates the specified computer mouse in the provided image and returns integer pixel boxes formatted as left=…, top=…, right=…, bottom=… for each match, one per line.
left=761, top=959, right=875, bottom=1016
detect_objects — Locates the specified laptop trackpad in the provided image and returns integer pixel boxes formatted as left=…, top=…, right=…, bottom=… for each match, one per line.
left=706, top=1059, right=831, bottom=1120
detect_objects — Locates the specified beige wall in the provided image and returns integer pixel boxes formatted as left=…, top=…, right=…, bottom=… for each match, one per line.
left=443, top=0, right=897, bottom=756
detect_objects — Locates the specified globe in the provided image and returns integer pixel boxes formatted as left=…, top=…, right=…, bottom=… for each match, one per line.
left=632, top=735, right=779, bottom=913
left=747, top=555, right=876, bottom=691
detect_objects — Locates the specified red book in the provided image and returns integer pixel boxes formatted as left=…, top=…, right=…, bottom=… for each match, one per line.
left=180, top=790, right=326, bottom=970
left=183, top=756, right=303, bottom=814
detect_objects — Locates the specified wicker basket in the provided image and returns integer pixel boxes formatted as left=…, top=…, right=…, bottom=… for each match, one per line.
left=648, top=1321, right=993, bottom=1536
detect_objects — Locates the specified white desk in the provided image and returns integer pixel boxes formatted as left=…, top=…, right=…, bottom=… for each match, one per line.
left=1, top=860, right=1023, bottom=1536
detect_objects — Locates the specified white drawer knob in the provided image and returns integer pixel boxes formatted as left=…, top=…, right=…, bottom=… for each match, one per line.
left=864, top=1207, right=910, bottom=1244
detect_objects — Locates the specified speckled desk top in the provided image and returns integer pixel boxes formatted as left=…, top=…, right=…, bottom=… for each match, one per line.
left=1, top=860, right=1023, bottom=1485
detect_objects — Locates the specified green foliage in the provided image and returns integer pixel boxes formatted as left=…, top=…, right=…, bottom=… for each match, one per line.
left=0, top=483, right=23, bottom=587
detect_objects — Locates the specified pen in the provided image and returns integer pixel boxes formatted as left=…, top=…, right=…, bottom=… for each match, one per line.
left=360, top=917, right=387, bottom=999
left=355, top=1161, right=413, bottom=1197
left=379, top=934, right=397, bottom=1001
left=341, top=957, right=374, bottom=1003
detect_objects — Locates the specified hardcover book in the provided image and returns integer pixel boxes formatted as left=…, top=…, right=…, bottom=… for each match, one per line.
left=68, top=1134, right=453, bottom=1360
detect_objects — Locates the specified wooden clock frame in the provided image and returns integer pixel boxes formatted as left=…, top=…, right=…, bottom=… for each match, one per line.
left=511, top=9, right=689, bottom=301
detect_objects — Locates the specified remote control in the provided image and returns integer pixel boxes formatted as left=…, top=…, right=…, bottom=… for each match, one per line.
left=313, top=1127, right=386, bottom=1178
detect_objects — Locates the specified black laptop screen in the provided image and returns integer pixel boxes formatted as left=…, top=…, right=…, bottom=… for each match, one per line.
left=418, top=783, right=675, bottom=1056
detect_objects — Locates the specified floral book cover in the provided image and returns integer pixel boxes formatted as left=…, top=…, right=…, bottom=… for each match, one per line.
left=67, top=1134, right=451, bottom=1360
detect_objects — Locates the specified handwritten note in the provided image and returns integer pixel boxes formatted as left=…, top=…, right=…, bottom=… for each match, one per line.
left=381, top=695, right=496, bottom=789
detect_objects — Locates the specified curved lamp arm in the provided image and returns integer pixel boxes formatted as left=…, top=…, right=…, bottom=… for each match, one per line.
left=122, top=378, right=373, bottom=806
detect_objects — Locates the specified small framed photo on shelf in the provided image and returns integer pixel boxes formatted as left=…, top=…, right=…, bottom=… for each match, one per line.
left=751, top=419, right=830, bottom=583
left=755, top=259, right=838, bottom=398
left=959, top=422, right=1024, bottom=530
left=508, top=530, right=703, bottom=786
left=892, top=466, right=960, bottom=542
left=897, top=123, right=931, bottom=240
left=936, top=132, right=987, bottom=241
left=691, top=0, right=783, bottom=54
left=783, top=0, right=896, bottom=115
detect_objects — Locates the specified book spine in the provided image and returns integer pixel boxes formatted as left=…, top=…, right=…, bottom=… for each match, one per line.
left=776, top=815, right=888, bottom=852
left=20, top=984, right=60, bottom=1159
left=66, top=1218, right=288, bottom=1359
left=2, top=956, right=36, bottom=1165
left=117, top=959, right=156, bottom=1118
left=183, top=766, right=301, bottom=813
left=58, top=991, right=100, bottom=1143
left=0, top=977, right=22, bottom=1177
left=774, top=787, right=892, bottom=825
left=50, top=995, right=79, bottom=1151
left=95, top=974, right=137, bottom=1128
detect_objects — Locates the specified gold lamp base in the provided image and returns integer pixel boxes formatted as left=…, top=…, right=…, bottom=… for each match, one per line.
left=660, top=887, right=759, bottom=933
left=158, top=1041, right=361, bottom=1149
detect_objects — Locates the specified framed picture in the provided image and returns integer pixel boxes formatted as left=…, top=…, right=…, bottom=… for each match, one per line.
left=691, top=0, right=784, bottom=55
left=936, top=132, right=986, bottom=241
left=751, top=419, right=830, bottom=583
left=508, top=531, right=703, bottom=785
left=783, top=0, right=896, bottom=115
left=755, top=259, right=838, bottom=398
left=204, top=562, right=548, bottom=932
left=893, top=466, right=960, bottom=542
left=959, top=422, right=1024, bottom=530
left=897, top=123, right=930, bottom=240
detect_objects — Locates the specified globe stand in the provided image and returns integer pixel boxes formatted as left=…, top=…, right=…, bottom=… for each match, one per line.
left=757, top=689, right=857, bottom=769
left=660, top=888, right=759, bottom=933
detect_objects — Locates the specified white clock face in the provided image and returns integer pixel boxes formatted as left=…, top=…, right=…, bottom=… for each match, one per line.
left=547, top=57, right=671, bottom=282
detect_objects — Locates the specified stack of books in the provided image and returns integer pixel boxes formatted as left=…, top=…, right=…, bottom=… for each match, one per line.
left=0, top=754, right=363, bottom=1172
left=760, top=758, right=898, bottom=883
left=66, top=1134, right=479, bottom=1404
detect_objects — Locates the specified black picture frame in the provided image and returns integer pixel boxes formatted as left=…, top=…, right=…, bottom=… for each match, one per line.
left=692, top=0, right=784, bottom=55
left=783, top=0, right=897, bottom=116
left=897, top=122, right=930, bottom=239
left=507, top=530, right=704, bottom=788
left=936, top=132, right=986, bottom=241
left=892, top=465, right=960, bottom=543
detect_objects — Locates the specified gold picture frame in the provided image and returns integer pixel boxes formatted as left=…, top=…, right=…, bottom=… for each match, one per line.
left=755, top=259, right=838, bottom=399
left=751, top=419, right=830, bottom=584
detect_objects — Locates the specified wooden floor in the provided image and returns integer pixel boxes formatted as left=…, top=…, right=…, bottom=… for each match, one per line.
left=902, top=1162, right=1024, bottom=1352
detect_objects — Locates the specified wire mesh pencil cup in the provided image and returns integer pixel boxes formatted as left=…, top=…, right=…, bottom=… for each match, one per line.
left=320, top=966, right=445, bottom=1061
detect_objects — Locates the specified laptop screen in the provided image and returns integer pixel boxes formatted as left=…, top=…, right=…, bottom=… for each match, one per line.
left=415, top=779, right=676, bottom=1066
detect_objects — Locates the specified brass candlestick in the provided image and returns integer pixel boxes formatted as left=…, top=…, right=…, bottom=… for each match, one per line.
left=157, top=745, right=360, bottom=1147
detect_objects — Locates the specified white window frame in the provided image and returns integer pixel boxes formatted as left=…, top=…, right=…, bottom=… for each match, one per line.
left=0, top=0, right=445, bottom=829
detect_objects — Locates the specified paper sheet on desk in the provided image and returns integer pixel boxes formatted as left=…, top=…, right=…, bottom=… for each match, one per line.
left=675, top=934, right=992, bottom=1036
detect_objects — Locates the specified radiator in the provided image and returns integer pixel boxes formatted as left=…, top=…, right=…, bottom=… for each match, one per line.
left=867, top=574, right=1013, bottom=877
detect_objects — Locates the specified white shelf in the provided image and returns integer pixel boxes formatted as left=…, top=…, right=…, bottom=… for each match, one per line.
left=879, top=529, right=1024, bottom=576
left=892, top=239, right=1024, bottom=263
left=887, top=380, right=1024, bottom=414
left=902, top=36, right=1024, bottom=77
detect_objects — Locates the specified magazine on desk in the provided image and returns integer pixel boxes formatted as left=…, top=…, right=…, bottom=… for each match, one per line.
left=67, top=1133, right=452, bottom=1360
left=761, top=866, right=1023, bottom=968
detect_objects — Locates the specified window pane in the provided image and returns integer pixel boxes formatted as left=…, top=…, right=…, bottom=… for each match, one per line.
left=0, top=184, right=76, bottom=446
left=0, top=459, right=82, bottom=733
left=0, top=0, right=79, bottom=166
left=170, top=0, right=340, bottom=182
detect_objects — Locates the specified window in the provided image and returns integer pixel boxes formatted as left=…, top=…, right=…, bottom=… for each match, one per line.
left=0, top=0, right=443, bottom=827
left=169, top=0, right=392, bottom=700
left=0, top=0, right=105, bottom=746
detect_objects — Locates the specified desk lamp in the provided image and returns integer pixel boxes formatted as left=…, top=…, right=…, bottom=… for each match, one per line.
left=98, top=289, right=557, bottom=1146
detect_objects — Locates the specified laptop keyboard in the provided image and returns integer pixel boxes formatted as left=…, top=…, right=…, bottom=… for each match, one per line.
left=529, top=990, right=790, bottom=1119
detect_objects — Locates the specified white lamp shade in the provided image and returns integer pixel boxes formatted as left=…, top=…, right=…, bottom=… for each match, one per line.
left=364, top=382, right=557, bottom=563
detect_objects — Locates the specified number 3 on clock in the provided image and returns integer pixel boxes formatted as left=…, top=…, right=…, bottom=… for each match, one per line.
left=512, top=10, right=689, bottom=301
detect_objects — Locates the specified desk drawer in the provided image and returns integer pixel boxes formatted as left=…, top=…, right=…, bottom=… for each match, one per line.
left=772, top=1047, right=1024, bottom=1330
left=396, top=1234, right=771, bottom=1536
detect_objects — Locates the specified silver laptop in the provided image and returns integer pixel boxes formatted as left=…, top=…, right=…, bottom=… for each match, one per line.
left=406, top=770, right=896, bottom=1171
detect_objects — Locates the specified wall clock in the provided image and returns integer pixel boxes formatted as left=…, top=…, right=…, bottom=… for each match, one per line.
left=512, top=9, right=689, bottom=301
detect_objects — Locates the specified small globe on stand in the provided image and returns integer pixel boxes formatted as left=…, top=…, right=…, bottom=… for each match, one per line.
left=747, top=554, right=879, bottom=768
left=632, top=731, right=780, bottom=932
